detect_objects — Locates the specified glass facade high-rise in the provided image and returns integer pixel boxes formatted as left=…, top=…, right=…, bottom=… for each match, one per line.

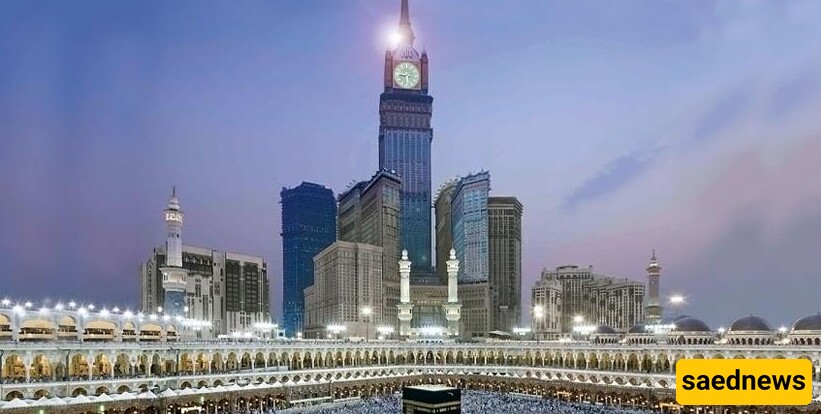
left=378, top=0, right=434, bottom=282
left=488, top=196, right=523, bottom=332
left=280, top=182, right=336, bottom=336
left=451, top=172, right=490, bottom=283
left=434, top=179, right=457, bottom=284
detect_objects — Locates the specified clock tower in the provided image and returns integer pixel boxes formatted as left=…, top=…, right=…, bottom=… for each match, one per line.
left=379, top=0, right=434, bottom=282
left=161, top=187, right=189, bottom=317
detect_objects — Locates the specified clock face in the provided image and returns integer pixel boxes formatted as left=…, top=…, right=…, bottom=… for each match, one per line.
left=166, top=212, right=181, bottom=222
left=393, top=62, right=420, bottom=89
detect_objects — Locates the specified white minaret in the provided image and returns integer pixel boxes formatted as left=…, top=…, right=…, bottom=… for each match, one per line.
left=160, top=187, right=189, bottom=317
left=165, top=188, right=183, bottom=267
left=397, top=249, right=414, bottom=337
left=443, top=248, right=462, bottom=336
left=644, top=250, right=663, bottom=324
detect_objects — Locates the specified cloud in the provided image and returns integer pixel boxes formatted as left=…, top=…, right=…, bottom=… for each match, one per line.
left=689, top=87, right=752, bottom=145
left=561, top=146, right=664, bottom=212
left=767, top=66, right=821, bottom=121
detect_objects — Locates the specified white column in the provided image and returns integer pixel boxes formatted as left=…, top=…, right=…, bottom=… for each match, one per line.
left=397, top=250, right=414, bottom=337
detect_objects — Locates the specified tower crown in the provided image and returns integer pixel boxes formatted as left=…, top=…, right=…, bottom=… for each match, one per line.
left=398, top=0, right=415, bottom=46
left=166, top=186, right=181, bottom=212
left=646, top=249, right=660, bottom=271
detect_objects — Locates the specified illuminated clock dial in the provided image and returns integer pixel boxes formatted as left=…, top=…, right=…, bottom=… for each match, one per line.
left=393, top=62, right=420, bottom=89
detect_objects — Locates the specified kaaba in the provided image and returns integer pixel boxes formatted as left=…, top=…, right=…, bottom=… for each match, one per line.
left=402, top=384, right=461, bottom=413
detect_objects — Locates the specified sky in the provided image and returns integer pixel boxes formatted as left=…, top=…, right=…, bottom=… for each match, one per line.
left=2, top=0, right=821, bottom=330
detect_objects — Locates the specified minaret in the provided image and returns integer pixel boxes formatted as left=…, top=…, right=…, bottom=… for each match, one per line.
left=397, top=250, right=414, bottom=337
left=443, top=248, right=462, bottom=336
left=644, top=250, right=663, bottom=324
left=160, top=187, right=189, bottom=317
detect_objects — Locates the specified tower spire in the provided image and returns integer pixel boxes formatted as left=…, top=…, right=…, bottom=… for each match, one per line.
left=398, top=0, right=415, bottom=45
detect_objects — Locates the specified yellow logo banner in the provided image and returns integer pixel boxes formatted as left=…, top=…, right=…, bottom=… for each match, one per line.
left=676, top=359, right=812, bottom=406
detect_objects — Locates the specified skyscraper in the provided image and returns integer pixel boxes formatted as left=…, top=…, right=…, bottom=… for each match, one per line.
left=335, top=169, right=402, bottom=328
left=337, top=181, right=367, bottom=243
left=488, top=196, right=523, bottom=332
left=434, top=179, right=457, bottom=284
left=378, top=0, right=434, bottom=282
left=280, top=182, right=337, bottom=336
left=451, top=172, right=490, bottom=283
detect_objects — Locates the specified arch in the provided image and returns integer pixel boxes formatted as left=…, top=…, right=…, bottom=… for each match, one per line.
left=114, top=353, right=131, bottom=377
left=30, top=354, right=53, bottom=380
left=4, top=391, right=24, bottom=401
left=93, top=353, right=112, bottom=377
left=139, top=323, right=162, bottom=341
left=85, top=320, right=117, bottom=340
left=70, top=354, right=89, bottom=378
left=19, top=318, right=56, bottom=340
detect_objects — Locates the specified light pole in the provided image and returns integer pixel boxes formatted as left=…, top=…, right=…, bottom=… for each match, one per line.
left=532, top=305, right=544, bottom=343
left=778, top=326, right=788, bottom=344
left=669, top=295, right=685, bottom=318
left=361, top=306, right=372, bottom=342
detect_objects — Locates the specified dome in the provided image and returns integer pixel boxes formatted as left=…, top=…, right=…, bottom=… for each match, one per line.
left=628, top=323, right=646, bottom=334
left=672, top=316, right=711, bottom=332
left=595, top=325, right=617, bottom=335
left=730, top=315, right=772, bottom=332
left=792, top=313, right=821, bottom=331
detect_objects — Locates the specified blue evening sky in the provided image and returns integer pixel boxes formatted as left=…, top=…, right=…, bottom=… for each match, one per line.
left=2, top=0, right=821, bottom=328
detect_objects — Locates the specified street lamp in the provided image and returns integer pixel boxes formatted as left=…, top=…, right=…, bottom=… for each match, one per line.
left=669, top=295, right=685, bottom=318
left=778, top=326, right=789, bottom=344
left=533, top=305, right=544, bottom=343
left=362, top=306, right=373, bottom=342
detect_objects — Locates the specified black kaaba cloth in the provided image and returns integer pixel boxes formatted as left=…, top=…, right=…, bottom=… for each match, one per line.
left=402, top=385, right=461, bottom=413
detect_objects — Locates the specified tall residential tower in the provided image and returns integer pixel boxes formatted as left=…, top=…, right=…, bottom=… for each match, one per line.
left=451, top=172, right=490, bottom=283
left=488, top=196, right=523, bottom=332
left=280, top=182, right=337, bottom=336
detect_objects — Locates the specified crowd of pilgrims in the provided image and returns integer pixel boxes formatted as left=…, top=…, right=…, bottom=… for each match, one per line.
left=245, top=390, right=656, bottom=414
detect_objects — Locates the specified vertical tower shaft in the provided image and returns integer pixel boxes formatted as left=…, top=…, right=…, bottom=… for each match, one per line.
left=645, top=250, right=663, bottom=324
left=161, top=187, right=189, bottom=317
left=397, top=249, right=414, bottom=336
